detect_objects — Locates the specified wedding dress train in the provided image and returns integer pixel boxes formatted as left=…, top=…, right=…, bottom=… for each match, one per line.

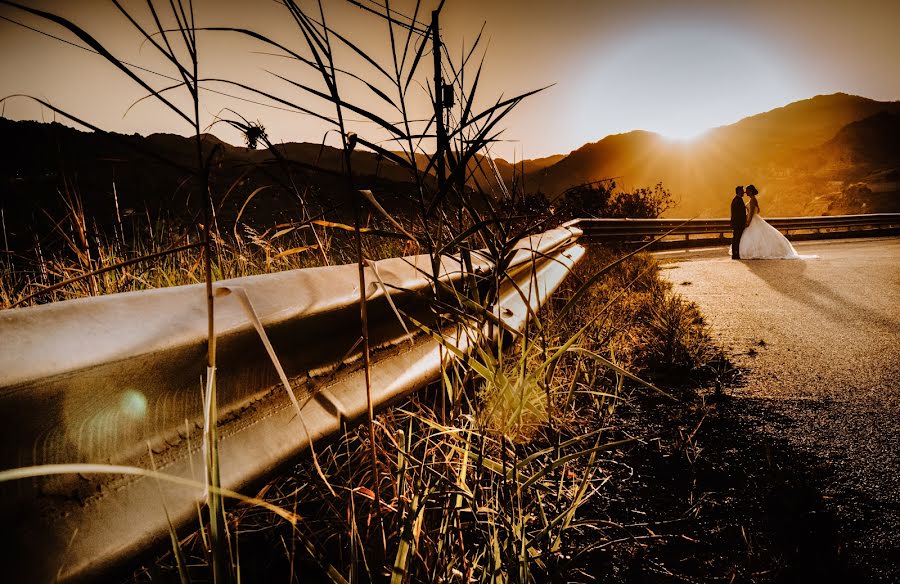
left=738, top=215, right=800, bottom=259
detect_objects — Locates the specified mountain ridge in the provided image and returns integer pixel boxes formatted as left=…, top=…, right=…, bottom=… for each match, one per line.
left=525, top=93, right=900, bottom=215
left=2, top=92, right=898, bottom=237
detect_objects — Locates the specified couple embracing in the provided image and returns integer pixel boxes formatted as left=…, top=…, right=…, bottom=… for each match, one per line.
left=730, top=184, right=803, bottom=260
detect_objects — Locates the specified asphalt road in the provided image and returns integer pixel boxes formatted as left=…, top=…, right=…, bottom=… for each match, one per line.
left=658, top=237, right=900, bottom=580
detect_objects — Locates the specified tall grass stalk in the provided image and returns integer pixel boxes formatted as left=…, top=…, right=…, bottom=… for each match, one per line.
left=0, top=0, right=237, bottom=579
left=0, top=1, right=719, bottom=581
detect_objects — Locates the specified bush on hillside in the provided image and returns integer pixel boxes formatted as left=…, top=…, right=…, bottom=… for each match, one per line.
left=558, top=179, right=675, bottom=220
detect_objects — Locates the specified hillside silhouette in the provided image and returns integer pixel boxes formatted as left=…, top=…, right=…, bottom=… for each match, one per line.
left=2, top=93, right=899, bottom=246
left=0, top=118, right=427, bottom=248
left=526, top=93, right=900, bottom=216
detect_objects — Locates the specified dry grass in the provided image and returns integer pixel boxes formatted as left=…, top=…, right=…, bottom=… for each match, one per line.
left=0, top=204, right=407, bottom=309
left=1, top=2, right=717, bottom=583
left=127, top=247, right=716, bottom=583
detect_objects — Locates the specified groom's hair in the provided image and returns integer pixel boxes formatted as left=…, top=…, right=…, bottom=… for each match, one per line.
left=735, top=186, right=745, bottom=195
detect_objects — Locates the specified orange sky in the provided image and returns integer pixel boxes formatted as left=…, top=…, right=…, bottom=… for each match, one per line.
left=1, top=0, right=898, bottom=159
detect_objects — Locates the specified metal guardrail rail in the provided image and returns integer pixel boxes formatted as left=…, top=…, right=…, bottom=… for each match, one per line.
left=0, top=225, right=584, bottom=582
left=2, top=212, right=896, bottom=580
left=573, top=213, right=900, bottom=247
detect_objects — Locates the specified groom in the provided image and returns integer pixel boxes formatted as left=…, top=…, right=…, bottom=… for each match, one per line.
left=730, top=186, right=747, bottom=260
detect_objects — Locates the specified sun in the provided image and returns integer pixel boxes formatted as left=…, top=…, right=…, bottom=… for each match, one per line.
left=574, top=21, right=800, bottom=148
left=659, top=126, right=712, bottom=142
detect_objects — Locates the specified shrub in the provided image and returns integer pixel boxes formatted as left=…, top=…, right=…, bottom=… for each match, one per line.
left=559, top=180, right=675, bottom=219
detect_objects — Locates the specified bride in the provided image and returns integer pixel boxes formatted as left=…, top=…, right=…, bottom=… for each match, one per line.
left=738, top=185, right=802, bottom=259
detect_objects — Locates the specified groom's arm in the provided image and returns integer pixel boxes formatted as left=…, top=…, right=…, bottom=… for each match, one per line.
left=730, top=198, right=743, bottom=227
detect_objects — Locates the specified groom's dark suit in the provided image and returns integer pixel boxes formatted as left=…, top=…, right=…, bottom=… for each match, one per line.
left=730, top=195, right=747, bottom=259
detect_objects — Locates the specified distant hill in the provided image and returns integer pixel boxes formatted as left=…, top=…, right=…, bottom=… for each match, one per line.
left=2, top=93, right=899, bottom=247
left=402, top=151, right=562, bottom=193
left=814, top=111, right=900, bottom=167
left=798, top=111, right=900, bottom=214
left=524, top=93, right=900, bottom=216
left=0, top=118, right=426, bottom=248
left=488, top=154, right=566, bottom=183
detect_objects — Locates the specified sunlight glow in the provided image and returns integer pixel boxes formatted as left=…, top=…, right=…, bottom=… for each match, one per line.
left=659, top=127, right=711, bottom=142
left=575, top=21, right=802, bottom=145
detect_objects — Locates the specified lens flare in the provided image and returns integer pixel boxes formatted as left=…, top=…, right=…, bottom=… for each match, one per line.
left=120, top=389, right=148, bottom=420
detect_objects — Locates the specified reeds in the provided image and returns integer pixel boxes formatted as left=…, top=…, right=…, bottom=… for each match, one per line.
left=194, top=247, right=714, bottom=582
left=0, top=1, right=716, bottom=582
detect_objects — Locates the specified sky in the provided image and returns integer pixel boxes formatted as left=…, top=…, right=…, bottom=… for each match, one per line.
left=1, top=0, right=899, bottom=159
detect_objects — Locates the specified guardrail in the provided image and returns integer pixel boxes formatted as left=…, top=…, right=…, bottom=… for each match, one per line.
left=3, top=212, right=896, bottom=580
left=0, top=225, right=584, bottom=583
left=573, top=213, right=900, bottom=248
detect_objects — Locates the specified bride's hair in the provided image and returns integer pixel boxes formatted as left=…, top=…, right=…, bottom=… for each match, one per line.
left=746, top=184, right=758, bottom=196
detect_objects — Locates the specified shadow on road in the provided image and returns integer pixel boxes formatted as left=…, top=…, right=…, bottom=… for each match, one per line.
left=723, top=394, right=900, bottom=583
left=742, top=259, right=900, bottom=335
left=587, top=389, right=865, bottom=583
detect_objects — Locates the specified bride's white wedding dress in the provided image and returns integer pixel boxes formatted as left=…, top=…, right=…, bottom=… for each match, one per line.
left=738, top=213, right=801, bottom=259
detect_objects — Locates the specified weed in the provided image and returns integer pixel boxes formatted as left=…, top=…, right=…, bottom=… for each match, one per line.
left=0, top=2, right=716, bottom=583
left=148, top=247, right=717, bottom=583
